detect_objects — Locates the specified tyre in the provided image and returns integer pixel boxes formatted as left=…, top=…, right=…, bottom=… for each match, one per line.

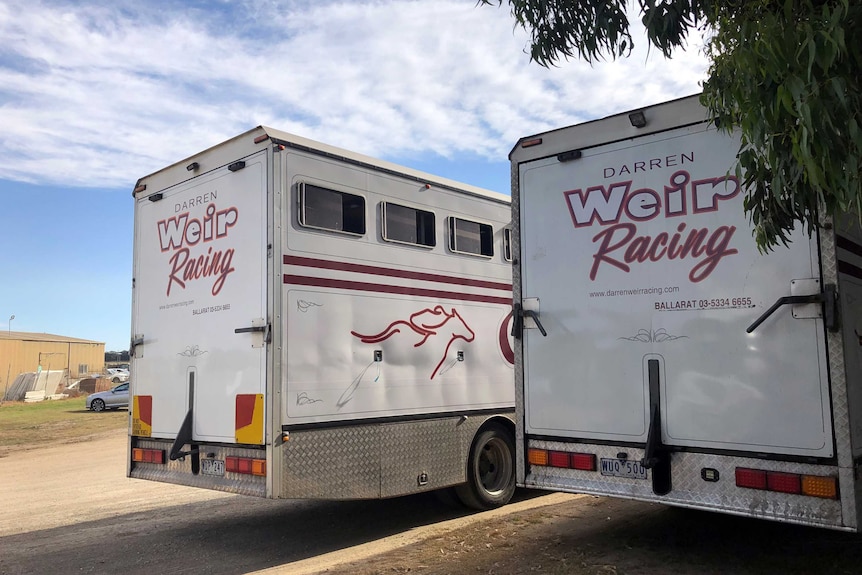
left=455, top=422, right=516, bottom=510
left=112, top=377, right=120, bottom=383
left=91, top=398, right=106, bottom=412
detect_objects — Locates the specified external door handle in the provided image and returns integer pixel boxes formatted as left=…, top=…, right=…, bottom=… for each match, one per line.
left=511, top=303, right=548, bottom=339
left=746, top=284, right=837, bottom=333
left=235, top=324, right=271, bottom=343
left=234, top=326, right=265, bottom=334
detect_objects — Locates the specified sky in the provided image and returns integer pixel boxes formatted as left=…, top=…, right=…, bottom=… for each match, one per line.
left=0, top=0, right=708, bottom=351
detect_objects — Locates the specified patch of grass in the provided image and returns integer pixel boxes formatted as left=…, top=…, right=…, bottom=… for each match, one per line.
left=0, top=398, right=127, bottom=451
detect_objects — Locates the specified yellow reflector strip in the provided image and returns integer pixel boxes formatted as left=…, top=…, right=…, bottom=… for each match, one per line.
left=132, top=395, right=153, bottom=437
left=528, top=448, right=548, bottom=466
left=801, top=475, right=838, bottom=499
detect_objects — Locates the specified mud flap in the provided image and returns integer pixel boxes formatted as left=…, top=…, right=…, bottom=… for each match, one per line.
left=169, top=371, right=200, bottom=473
left=641, top=358, right=672, bottom=495
left=168, top=408, right=200, bottom=473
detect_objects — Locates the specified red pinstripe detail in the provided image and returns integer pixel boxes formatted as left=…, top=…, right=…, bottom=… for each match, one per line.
left=283, top=255, right=511, bottom=291
left=283, top=275, right=512, bottom=305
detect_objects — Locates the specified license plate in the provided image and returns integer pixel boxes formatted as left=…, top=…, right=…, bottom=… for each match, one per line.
left=600, top=458, right=648, bottom=479
left=201, top=458, right=225, bottom=477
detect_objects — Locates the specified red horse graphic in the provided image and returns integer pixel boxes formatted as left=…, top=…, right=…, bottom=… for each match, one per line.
left=351, top=305, right=475, bottom=379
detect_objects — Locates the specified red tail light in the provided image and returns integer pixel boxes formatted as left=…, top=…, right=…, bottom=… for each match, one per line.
left=226, top=456, right=266, bottom=476
left=132, top=448, right=165, bottom=464
left=767, top=472, right=802, bottom=495
left=737, top=467, right=837, bottom=499
left=735, top=468, right=767, bottom=489
left=528, top=448, right=596, bottom=472
left=570, top=453, right=597, bottom=471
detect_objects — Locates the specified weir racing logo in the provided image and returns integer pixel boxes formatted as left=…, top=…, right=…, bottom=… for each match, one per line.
left=564, top=159, right=741, bottom=284
left=157, top=198, right=238, bottom=297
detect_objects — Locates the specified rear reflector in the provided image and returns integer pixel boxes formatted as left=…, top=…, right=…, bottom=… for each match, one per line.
left=528, top=448, right=596, bottom=472
left=226, top=456, right=266, bottom=477
left=132, top=448, right=165, bottom=464
left=737, top=467, right=837, bottom=499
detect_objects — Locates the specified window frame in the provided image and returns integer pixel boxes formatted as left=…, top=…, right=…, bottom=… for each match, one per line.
left=380, top=201, right=436, bottom=248
left=297, top=182, right=366, bottom=236
left=503, top=227, right=513, bottom=262
left=447, top=216, right=495, bottom=258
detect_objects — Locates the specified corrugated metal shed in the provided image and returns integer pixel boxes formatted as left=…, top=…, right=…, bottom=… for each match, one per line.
left=0, top=331, right=105, bottom=344
left=0, top=331, right=105, bottom=398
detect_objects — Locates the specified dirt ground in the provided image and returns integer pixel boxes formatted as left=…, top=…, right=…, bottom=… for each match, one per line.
left=3, top=429, right=862, bottom=575
left=319, top=495, right=862, bottom=575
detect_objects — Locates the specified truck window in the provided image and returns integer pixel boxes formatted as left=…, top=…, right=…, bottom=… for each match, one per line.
left=381, top=202, right=435, bottom=247
left=299, top=183, right=366, bottom=235
left=448, top=217, right=493, bottom=257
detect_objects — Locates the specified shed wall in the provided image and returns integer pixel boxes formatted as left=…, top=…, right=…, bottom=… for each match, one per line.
left=0, top=336, right=105, bottom=394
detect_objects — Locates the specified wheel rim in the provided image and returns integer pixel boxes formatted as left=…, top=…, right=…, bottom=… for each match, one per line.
left=92, top=399, right=104, bottom=412
left=477, top=437, right=513, bottom=495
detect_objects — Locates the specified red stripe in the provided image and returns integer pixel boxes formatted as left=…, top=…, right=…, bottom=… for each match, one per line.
left=284, top=255, right=511, bottom=291
left=283, top=275, right=512, bottom=305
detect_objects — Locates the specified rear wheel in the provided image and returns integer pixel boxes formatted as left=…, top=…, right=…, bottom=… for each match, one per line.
left=91, top=399, right=105, bottom=412
left=455, top=423, right=516, bottom=510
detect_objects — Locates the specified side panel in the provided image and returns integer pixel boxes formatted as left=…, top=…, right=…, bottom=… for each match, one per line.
left=279, top=414, right=508, bottom=499
left=520, top=123, right=832, bottom=457
left=280, top=149, right=514, bottom=427
left=132, top=150, right=268, bottom=443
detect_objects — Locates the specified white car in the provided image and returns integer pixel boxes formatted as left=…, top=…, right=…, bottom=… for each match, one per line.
left=106, top=368, right=130, bottom=383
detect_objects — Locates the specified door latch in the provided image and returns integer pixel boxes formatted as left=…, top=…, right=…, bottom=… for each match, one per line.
left=746, top=282, right=837, bottom=333
left=511, top=302, right=548, bottom=339
left=234, top=322, right=271, bottom=346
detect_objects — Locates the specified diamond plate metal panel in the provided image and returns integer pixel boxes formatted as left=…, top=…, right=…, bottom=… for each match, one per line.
left=380, top=417, right=471, bottom=496
left=280, top=413, right=514, bottom=500
left=820, top=224, right=858, bottom=529
left=824, top=220, right=862, bottom=530
left=130, top=439, right=266, bottom=497
left=526, top=439, right=847, bottom=530
left=511, top=159, right=527, bottom=487
left=280, top=425, right=381, bottom=499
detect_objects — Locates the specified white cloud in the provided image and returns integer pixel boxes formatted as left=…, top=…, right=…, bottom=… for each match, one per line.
left=0, top=0, right=708, bottom=189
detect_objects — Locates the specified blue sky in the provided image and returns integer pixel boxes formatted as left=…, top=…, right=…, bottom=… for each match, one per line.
left=0, top=0, right=708, bottom=351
